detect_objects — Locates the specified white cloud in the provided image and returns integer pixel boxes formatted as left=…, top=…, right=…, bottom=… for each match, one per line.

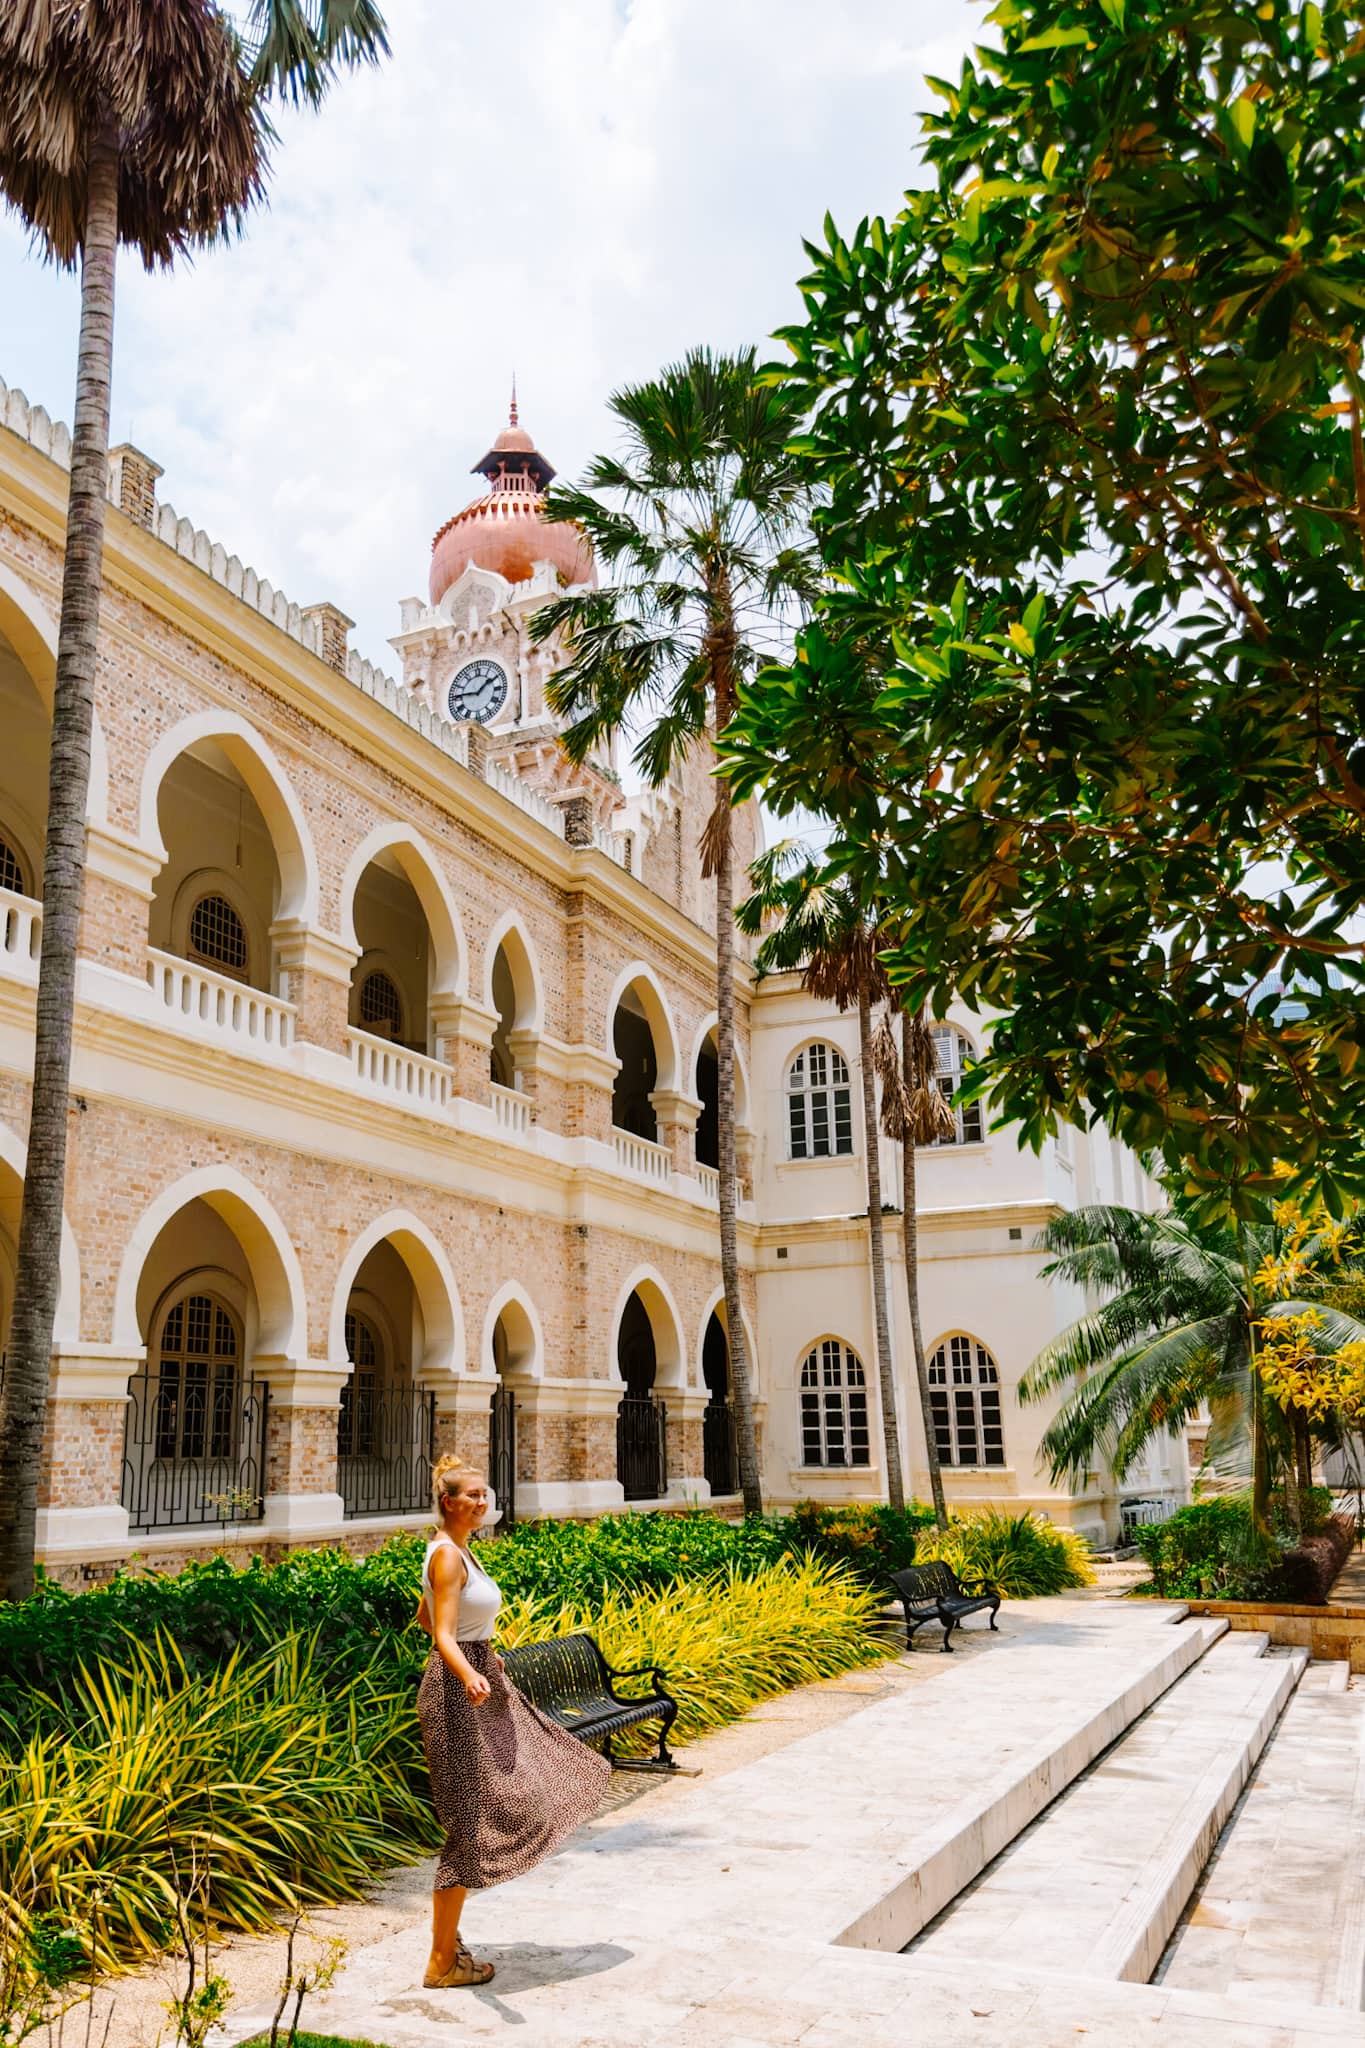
left=0, top=0, right=979, bottom=668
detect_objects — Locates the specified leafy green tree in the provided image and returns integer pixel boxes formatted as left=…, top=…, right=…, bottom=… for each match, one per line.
left=724, top=0, right=1365, bottom=1222
left=0, top=0, right=388, bottom=1600
left=533, top=348, right=817, bottom=1518
left=1020, top=1201, right=1365, bottom=1528
left=740, top=847, right=907, bottom=1507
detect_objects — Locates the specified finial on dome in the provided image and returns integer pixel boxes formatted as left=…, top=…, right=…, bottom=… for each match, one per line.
left=509, top=374, right=518, bottom=430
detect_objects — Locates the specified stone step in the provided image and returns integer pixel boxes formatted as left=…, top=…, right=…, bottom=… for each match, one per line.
left=909, top=1632, right=1304, bottom=1984
left=1159, top=1674, right=1365, bottom=2008
left=1301, top=1657, right=1352, bottom=1693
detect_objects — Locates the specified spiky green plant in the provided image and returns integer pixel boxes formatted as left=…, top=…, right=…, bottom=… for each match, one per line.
left=911, top=1511, right=1094, bottom=1597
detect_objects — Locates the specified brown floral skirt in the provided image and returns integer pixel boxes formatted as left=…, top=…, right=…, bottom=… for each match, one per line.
left=417, top=1640, right=611, bottom=1891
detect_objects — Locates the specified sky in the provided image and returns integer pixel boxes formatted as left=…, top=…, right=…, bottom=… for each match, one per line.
left=0, top=0, right=980, bottom=676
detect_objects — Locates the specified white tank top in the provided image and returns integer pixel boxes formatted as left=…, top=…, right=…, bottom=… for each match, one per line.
left=423, top=1535, right=501, bottom=1642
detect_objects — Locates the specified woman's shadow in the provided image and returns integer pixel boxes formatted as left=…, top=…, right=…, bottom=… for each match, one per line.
left=389, top=1940, right=633, bottom=2028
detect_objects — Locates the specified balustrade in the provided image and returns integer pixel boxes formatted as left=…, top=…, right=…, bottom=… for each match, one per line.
left=0, top=886, right=40, bottom=983
left=347, top=1027, right=453, bottom=1109
left=611, top=1127, right=671, bottom=1184
left=490, top=1081, right=532, bottom=1136
left=146, top=948, right=295, bottom=1048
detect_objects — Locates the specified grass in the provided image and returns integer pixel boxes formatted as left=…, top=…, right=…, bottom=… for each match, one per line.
left=237, top=2037, right=394, bottom=2047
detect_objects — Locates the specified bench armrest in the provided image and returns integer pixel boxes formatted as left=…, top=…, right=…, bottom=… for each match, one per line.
left=604, top=1659, right=669, bottom=1699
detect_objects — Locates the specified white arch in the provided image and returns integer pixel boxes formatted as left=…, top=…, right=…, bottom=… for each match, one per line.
left=0, top=560, right=109, bottom=825
left=0, top=1120, right=81, bottom=1341
left=329, top=1209, right=465, bottom=1381
left=606, top=962, right=681, bottom=1092
left=688, top=1010, right=752, bottom=1128
left=112, top=1166, right=307, bottom=1358
left=609, top=1265, right=687, bottom=1392
left=482, top=1280, right=545, bottom=1382
left=338, top=823, right=466, bottom=998
left=137, top=709, right=319, bottom=923
left=695, top=1285, right=759, bottom=1396
left=483, top=910, right=545, bottom=1032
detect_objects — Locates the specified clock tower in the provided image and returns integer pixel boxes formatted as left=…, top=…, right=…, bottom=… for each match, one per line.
left=390, top=396, right=623, bottom=828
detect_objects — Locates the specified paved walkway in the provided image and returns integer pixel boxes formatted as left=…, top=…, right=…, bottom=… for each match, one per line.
left=1159, top=1661, right=1365, bottom=2009
left=214, top=1598, right=1365, bottom=2048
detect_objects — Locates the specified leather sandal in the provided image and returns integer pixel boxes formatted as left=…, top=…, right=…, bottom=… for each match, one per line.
left=423, top=1940, right=495, bottom=1988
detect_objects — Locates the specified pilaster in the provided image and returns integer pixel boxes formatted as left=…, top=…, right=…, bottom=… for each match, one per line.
left=36, top=1345, right=139, bottom=1559
left=256, top=1357, right=347, bottom=1533
left=79, top=822, right=161, bottom=978
left=432, top=993, right=498, bottom=1104
left=650, top=1087, right=702, bottom=1176
left=271, top=921, right=357, bottom=1054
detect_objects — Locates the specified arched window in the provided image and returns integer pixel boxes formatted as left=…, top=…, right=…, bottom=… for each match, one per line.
left=339, top=1307, right=383, bottom=1458
left=800, top=1338, right=870, bottom=1468
left=358, top=968, right=404, bottom=1040
left=188, top=892, right=249, bottom=978
left=154, top=1292, right=240, bottom=1462
left=788, top=1043, right=853, bottom=1160
left=932, top=1025, right=983, bottom=1146
left=0, top=834, right=26, bottom=897
left=928, top=1334, right=1005, bottom=1467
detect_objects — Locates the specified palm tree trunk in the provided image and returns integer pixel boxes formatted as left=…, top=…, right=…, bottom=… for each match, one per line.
left=713, top=788, right=762, bottom=1516
left=858, top=994, right=904, bottom=1510
left=1295, top=1412, right=1313, bottom=1497
left=900, top=1017, right=947, bottom=1528
left=0, top=112, right=119, bottom=1601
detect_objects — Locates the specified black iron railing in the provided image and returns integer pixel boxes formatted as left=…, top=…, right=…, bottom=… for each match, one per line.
left=488, top=1382, right=517, bottom=1527
left=338, top=1380, right=435, bottom=1518
left=617, top=1395, right=667, bottom=1503
left=120, top=1369, right=268, bottom=1532
left=703, top=1399, right=738, bottom=1497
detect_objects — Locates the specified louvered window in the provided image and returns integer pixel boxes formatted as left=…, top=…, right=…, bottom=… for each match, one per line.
left=931, top=1026, right=983, bottom=1146
left=928, top=1334, right=1005, bottom=1467
left=788, top=1043, right=853, bottom=1160
left=800, top=1338, right=870, bottom=1467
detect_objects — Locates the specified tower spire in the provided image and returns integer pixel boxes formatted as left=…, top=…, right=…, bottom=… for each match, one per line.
left=509, top=373, right=518, bottom=430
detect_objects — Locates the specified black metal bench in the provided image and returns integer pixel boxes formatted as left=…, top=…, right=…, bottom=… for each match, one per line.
left=890, top=1562, right=1001, bottom=1652
left=501, top=1630, right=680, bottom=1771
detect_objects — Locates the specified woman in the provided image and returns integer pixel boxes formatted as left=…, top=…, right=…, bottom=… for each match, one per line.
left=415, top=1455, right=610, bottom=1989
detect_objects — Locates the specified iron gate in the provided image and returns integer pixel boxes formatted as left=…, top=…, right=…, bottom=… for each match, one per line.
left=703, top=1399, right=738, bottom=1497
left=338, top=1381, right=435, bottom=1518
left=120, top=1369, right=268, bottom=1531
left=489, top=1381, right=517, bottom=1527
left=617, top=1396, right=667, bottom=1502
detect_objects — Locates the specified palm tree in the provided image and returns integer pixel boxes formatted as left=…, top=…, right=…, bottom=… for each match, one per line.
left=1019, top=1203, right=1365, bottom=1534
left=739, top=846, right=907, bottom=1510
left=877, top=1007, right=954, bottom=1528
left=533, top=349, right=817, bottom=1519
left=0, top=0, right=389, bottom=1600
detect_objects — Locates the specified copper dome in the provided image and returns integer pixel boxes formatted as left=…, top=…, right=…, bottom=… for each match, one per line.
left=429, top=401, right=595, bottom=605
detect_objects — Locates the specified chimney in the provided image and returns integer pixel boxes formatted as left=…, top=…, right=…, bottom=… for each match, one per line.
left=556, top=795, right=595, bottom=847
left=302, top=602, right=354, bottom=675
left=108, top=444, right=163, bottom=531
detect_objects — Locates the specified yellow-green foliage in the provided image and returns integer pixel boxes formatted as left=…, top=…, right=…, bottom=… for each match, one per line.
left=497, top=1556, right=895, bottom=1750
left=0, top=1561, right=889, bottom=1974
left=0, top=1634, right=435, bottom=1974
left=911, top=1511, right=1094, bottom=1597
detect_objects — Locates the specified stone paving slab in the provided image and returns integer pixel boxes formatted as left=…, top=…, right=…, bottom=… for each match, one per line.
left=910, top=1631, right=1304, bottom=1984
left=218, top=1600, right=1257, bottom=2048
left=230, top=1929, right=1365, bottom=2048
left=1159, top=1673, right=1365, bottom=2009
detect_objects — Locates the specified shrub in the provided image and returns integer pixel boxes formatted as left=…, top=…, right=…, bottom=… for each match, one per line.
left=775, top=1501, right=932, bottom=1586
left=0, top=1560, right=890, bottom=1976
left=0, top=1506, right=932, bottom=1731
left=912, top=1511, right=1094, bottom=1597
left=1133, top=1498, right=1279, bottom=1600
left=1129, top=1496, right=1354, bottom=1603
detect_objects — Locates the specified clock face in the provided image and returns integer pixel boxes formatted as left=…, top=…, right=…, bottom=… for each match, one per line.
left=447, top=658, right=509, bottom=725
